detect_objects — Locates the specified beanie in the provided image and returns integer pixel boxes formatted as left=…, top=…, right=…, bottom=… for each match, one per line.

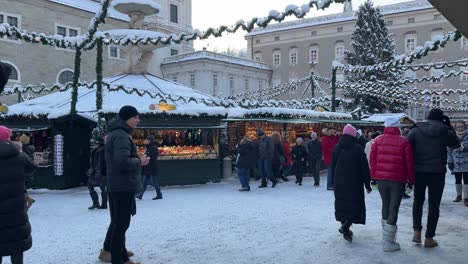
left=384, top=116, right=401, bottom=127
left=310, top=132, right=318, bottom=140
left=343, top=124, right=357, bottom=138
left=257, top=130, right=265, bottom=136
left=427, top=108, right=444, bottom=122
left=0, top=125, right=12, bottom=141
left=146, top=135, right=155, bottom=143
left=118, top=105, right=140, bottom=121
left=19, top=134, right=31, bottom=144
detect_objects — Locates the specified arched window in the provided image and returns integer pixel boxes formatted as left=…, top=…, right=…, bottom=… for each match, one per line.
left=57, top=69, right=74, bottom=85
left=0, top=61, right=20, bottom=82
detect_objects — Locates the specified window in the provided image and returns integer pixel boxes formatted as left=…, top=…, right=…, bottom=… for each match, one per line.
left=335, top=43, right=344, bottom=59
left=461, top=67, right=468, bottom=82
left=273, top=52, right=281, bottom=66
left=434, top=14, right=442, bottom=20
left=431, top=68, right=444, bottom=83
left=212, top=74, right=218, bottom=89
left=408, top=18, right=415, bottom=23
left=255, top=39, right=260, bottom=44
left=274, top=36, right=280, bottom=41
left=108, top=45, right=121, bottom=59
left=229, top=76, right=235, bottom=95
left=311, top=31, right=317, bottom=36
left=170, top=4, right=178, bottom=23
left=0, top=13, right=21, bottom=41
left=405, top=35, right=416, bottom=53
left=258, top=79, right=263, bottom=90
left=461, top=37, right=468, bottom=48
left=386, top=20, right=393, bottom=26
left=254, top=53, right=262, bottom=62
left=56, top=24, right=80, bottom=37
left=57, top=69, right=74, bottom=85
left=1, top=61, right=19, bottom=82
left=337, top=27, right=343, bottom=32
left=460, top=95, right=468, bottom=109
left=190, top=74, right=196, bottom=87
left=244, top=78, right=249, bottom=93
left=309, top=48, right=318, bottom=63
left=170, top=49, right=178, bottom=56
left=431, top=95, right=442, bottom=107
left=289, top=49, right=298, bottom=65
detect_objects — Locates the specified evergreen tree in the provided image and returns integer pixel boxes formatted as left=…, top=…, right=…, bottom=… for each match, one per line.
left=343, top=0, right=407, bottom=113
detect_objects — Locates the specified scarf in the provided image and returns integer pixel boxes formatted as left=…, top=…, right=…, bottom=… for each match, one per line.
left=456, top=130, right=466, bottom=140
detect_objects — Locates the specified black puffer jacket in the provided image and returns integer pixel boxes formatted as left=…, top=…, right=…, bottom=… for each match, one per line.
left=306, top=140, right=322, bottom=160
left=105, top=117, right=141, bottom=192
left=0, top=139, right=36, bottom=256
left=142, top=142, right=159, bottom=176
left=88, top=145, right=106, bottom=186
left=237, top=140, right=256, bottom=169
left=408, top=120, right=460, bottom=173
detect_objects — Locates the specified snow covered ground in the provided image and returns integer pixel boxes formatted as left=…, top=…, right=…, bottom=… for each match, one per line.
left=6, top=173, right=467, bottom=264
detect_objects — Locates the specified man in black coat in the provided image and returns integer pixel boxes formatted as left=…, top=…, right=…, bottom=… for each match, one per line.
left=87, top=137, right=107, bottom=210
left=408, top=109, right=460, bottom=248
left=136, top=135, right=162, bottom=200
left=0, top=125, right=37, bottom=264
left=306, top=132, right=322, bottom=186
left=99, top=106, right=148, bottom=264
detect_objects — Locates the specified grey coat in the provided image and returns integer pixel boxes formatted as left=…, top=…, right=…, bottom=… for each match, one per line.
left=447, top=131, right=468, bottom=173
left=258, top=136, right=274, bottom=159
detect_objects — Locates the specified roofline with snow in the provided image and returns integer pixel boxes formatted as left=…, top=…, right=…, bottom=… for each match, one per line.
left=47, top=0, right=129, bottom=22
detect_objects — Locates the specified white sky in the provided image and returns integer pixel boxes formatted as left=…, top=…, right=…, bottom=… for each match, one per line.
left=192, top=0, right=414, bottom=52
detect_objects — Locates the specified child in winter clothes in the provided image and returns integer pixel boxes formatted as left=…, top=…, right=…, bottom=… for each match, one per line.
left=448, top=121, right=468, bottom=206
left=291, top=138, right=307, bottom=186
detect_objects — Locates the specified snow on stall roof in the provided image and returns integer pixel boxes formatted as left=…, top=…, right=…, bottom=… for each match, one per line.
left=228, top=107, right=352, bottom=120
left=48, top=0, right=129, bottom=21
left=162, top=51, right=272, bottom=71
left=362, top=113, right=416, bottom=123
left=246, top=0, right=433, bottom=36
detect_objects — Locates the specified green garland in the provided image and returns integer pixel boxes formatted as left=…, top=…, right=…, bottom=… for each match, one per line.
left=96, top=38, right=103, bottom=111
left=70, top=48, right=82, bottom=115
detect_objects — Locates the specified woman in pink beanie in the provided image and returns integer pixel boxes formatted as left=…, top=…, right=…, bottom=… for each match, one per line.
left=331, top=124, right=372, bottom=242
left=0, top=125, right=12, bottom=141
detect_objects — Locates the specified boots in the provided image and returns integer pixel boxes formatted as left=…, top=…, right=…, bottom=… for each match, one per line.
left=124, top=261, right=140, bottom=264
left=281, top=176, right=289, bottom=182
left=424, top=237, right=438, bottom=248
left=152, top=194, right=163, bottom=200
left=98, top=249, right=135, bottom=263
left=464, top=185, right=468, bottom=206
left=99, top=192, right=108, bottom=209
left=88, top=192, right=99, bottom=210
left=382, top=223, right=400, bottom=251
left=339, top=219, right=353, bottom=242
left=453, top=184, right=462, bottom=202
left=258, top=180, right=267, bottom=188
left=271, top=180, right=277, bottom=188
left=412, top=230, right=422, bottom=244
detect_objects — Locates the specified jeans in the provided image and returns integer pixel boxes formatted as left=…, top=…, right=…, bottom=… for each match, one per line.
left=309, top=159, right=321, bottom=184
left=259, top=159, right=275, bottom=184
left=103, top=191, right=134, bottom=264
left=281, top=165, right=292, bottom=177
left=140, top=174, right=162, bottom=197
left=413, top=172, right=445, bottom=238
left=327, top=165, right=334, bottom=189
left=377, top=180, right=405, bottom=226
left=0, top=254, right=23, bottom=264
left=238, top=167, right=250, bottom=188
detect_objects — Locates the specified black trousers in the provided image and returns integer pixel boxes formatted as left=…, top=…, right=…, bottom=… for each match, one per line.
left=309, top=159, right=321, bottom=184
left=377, top=180, right=405, bottom=225
left=413, top=172, right=445, bottom=238
left=454, top=172, right=468, bottom=184
left=103, top=191, right=134, bottom=264
left=294, top=162, right=304, bottom=183
left=0, top=253, right=23, bottom=264
left=88, top=183, right=107, bottom=205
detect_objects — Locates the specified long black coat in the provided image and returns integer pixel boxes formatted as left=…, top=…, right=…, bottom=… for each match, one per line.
left=237, top=140, right=256, bottom=169
left=272, top=142, right=285, bottom=165
left=0, top=139, right=37, bottom=256
left=291, top=145, right=307, bottom=174
left=331, top=134, right=371, bottom=225
left=88, top=145, right=106, bottom=186
left=142, top=142, right=159, bottom=175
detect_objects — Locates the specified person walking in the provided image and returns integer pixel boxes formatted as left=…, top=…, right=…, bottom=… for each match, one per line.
left=306, top=132, right=322, bottom=186
left=257, top=130, right=277, bottom=188
left=17, top=134, right=36, bottom=205
left=0, top=125, right=37, bottom=264
left=321, top=127, right=340, bottom=190
left=87, top=137, right=108, bottom=210
left=370, top=117, right=415, bottom=251
left=331, top=124, right=372, bottom=242
left=237, top=136, right=256, bottom=191
left=136, top=135, right=162, bottom=200
left=281, top=135, right=293, bottom=181
left=99, top=106, right=148, bottom=264
left=356, top=129, right=367, bottom=149
left=272, top=132, right=286, bottom=183
left=292, top=137, right=307, bottom=186
left=447, top=121, right=468, bottom=206
left=408, top=109, right=460, bottom=248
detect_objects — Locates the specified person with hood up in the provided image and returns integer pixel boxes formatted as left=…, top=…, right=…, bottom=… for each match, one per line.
left=99, top=106, right=148, bottom=264
left=87, top=137, right=108, bottom=210
left=136, top=135, right=162, bottom=200
left=331, top=124, right=372, bottom=242
left=321, top=127, right=340, bottom=190
left=292, top=137, right=308, bottom=186
left=257, top=130, right=277, bottom=188
left=408, top=108, right=460, bottom=248
left=306, top=132, right=322, bottom=186
left=0, top=125, right=37, bottom=264
left=447, top=121, right=468, bottom=206
left=236, top=136, right=256, bottom=191
left=370, top=117, right=415, bottom=251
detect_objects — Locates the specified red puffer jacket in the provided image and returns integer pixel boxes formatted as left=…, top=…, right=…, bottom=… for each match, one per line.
left=282, top=141, right=293, bottom=166
left=370, top=127, right=415, bottom=184
left=321, top=135, right=340, bottom=166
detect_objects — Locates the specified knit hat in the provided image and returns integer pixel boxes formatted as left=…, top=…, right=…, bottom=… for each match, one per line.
left=146, top=135, right=155, bottom=143
left=118, top=105, right=140, bottom=121
left=384, top=116, right=401, bottom=127
left=0, top=62, right=12, bottom=94
left=296, top=137, right=303, bottom=144
left=19, top=134, right=30, bottom=144
left=0, top=125, right=12, bottom=141
left=310, top=132, right=318, bottom=140
left=427, top=108, right=444, bottom=122
left=343, top=124, right=357, bottom=137
left=257, top=130, right=265, bottom=137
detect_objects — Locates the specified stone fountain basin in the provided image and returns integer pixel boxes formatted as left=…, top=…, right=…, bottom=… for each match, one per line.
left=112, top=0, right=161, bottom=16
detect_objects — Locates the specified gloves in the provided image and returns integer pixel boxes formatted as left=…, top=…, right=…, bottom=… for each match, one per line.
left=448, top=163, right=454, bottom=171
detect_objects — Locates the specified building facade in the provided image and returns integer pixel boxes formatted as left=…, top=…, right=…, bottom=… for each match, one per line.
left=0, top=0, right=193, bottom=104
left=161, top=50, right=272, bottom=98
left=245, top=0, right=468, bottom=119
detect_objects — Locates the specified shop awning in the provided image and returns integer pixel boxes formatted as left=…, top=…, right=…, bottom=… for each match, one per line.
left=9, top=126, right=52, bottom=132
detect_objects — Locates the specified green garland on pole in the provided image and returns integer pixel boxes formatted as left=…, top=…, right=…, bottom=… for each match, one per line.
left=70, top=48, right=82, bottom=115
left=331, top=68, right=337, bottom=112
left=96, top=38, right=103, bottom=111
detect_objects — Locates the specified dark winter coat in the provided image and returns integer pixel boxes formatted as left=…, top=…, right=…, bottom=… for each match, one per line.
left=258, top=136, right=274, bottom=159
left=408, top=120, right=460, bottom=174
left=87, top=145, right=106, bottom=186
left=237, top=140, right=257, bottom=169
left=21, top=144, right=35, bottom=160
left=357, top=135, right=367, bottom=149
left=142, top=142, right=159, bottom=175
left=105, top=117, right=141, bottom=192
left=272, top=141, right=285, bottom=165
left=321, top=135, right=340, bottom=165
left=291, top=145, right=307, bottom=171
left=447, top=131, right=468, bottom=173
left=331, top=134, right=371, bottom=225
left=306, top=139, right=322, bottom=160
left=0, top=139, right=37, bottom=256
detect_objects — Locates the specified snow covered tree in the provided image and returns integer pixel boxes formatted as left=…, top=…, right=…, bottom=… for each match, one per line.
left=343, top=0, right=407, bottom=113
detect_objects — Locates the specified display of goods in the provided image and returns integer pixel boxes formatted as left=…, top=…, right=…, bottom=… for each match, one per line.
left=135, top=144, right=218, bottom=160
